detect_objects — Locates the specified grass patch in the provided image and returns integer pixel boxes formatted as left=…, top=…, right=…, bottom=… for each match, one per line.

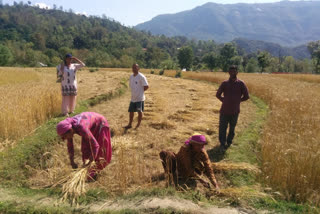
left=0, top=185, right=110, bottom=204
left=225, top=95, right=268, bottom=164
left=0, top=117, right=63, bottom=184
left=85, top=79, right=127, bottom=107
left=216, top=96, right=268, bottom=189
left=120, top=187, right=177, bottom=200
left=0, top=201, right=74, bottom=214
left=223, top=171, right=256, bottom=187
left=2, top=186, right=317, bottom=214
left=98, top=209, right=139, bottom=214
left=120, top=187, right=211, bottom=205
left=77, top=188, right=111, bottom=205
left=252, top=197, right=320, bottom=214
left=8, top=186, right=62, bottom=198
left=99, top=208, right=190, bottom=214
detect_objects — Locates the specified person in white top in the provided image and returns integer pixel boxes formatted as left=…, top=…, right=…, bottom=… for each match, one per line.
left=124, top=63, right=149, bottom=129
left=56, top=53, right=85, bottom=116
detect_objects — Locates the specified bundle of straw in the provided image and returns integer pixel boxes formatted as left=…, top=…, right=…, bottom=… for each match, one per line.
left=53, top=162, right=94, bottom=205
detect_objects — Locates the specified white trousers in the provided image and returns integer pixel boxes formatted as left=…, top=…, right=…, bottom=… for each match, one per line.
left=61, top=95, right=77, bottom=115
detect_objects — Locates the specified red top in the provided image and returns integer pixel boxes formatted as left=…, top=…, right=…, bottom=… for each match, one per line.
left=216, top=78, right=249, bottom=115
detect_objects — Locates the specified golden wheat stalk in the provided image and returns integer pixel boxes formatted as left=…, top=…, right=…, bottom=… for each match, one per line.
left=53, top=162, right=94, bottom=205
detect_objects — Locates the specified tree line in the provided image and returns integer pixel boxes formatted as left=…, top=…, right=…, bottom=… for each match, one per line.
left=0, top=3, right=320, bottom=73
left=178, top=42, right=320, bottom=74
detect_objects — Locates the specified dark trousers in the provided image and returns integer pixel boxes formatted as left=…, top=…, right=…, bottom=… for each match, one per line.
left=219, top=113, right=239, bottom=146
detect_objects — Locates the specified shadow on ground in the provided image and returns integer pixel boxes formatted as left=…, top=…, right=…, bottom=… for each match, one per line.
left=207, top=145, right=226, bottom=162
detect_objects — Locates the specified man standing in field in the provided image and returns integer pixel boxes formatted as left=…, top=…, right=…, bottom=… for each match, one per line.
left=124, top=63, right=149, bottom=129
left=216, top=65, right=249, bottom=149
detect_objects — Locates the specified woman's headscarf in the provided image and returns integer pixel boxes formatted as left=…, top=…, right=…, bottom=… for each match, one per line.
left=184, top=133, right=207, bottom=145
left=56, top=114, right=82, bottom=136
left=56, top=118, right=73, bottom=136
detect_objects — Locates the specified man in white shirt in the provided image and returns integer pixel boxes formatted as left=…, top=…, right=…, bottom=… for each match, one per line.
left=124, top=63, right=149, bottom=129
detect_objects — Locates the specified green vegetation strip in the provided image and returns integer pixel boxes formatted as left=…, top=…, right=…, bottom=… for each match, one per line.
left=221, top=96, right=268, bottom=188
left=0, top=79, right=128, bottom=185
left=0, top=200, right=187, bottom=214
left=0, top=187, right=189, bottom=214
left=226, top=96, right=268, bottom=164
left=0, top=186, right=317, bottom=214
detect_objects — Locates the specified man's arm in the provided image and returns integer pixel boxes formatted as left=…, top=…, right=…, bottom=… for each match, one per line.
left=241, top=82, right=249, bottom=102
left=141, top=75, right=149, bottom=91
left=216, top=83, right=224, bottom=102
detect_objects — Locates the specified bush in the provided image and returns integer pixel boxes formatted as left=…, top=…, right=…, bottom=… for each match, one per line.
left=89, top=68, right=99, bottom=72
left=175, top=71, right=182, bottom=78
left=160, top=59, right=176, bottom=70
left=246, top=58, right=259, bottom=73
left=159, top=69, right=165, bottom=75
left=150, top=70, right=155, bottom=74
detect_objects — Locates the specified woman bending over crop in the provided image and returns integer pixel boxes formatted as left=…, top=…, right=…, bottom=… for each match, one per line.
left=160, top=134, right=219, bottom=190
left=56, top=112, right=112, bottom=180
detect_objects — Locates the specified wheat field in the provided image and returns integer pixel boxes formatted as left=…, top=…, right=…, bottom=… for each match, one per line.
left=0, top=68, right=61, bottom=146
left=2, top=67, right=320, bottom=206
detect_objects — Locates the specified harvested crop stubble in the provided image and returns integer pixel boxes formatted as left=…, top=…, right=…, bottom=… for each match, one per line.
left=101, top=136, right=150, bottom=193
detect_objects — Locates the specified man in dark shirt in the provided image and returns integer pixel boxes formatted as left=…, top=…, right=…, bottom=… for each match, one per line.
left=216, top=65, right=249, bottom=149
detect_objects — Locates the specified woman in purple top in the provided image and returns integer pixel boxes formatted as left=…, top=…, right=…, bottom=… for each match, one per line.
left=56, top=112, right=112, bottom=180
left=216, top=65, right=249, bottom=149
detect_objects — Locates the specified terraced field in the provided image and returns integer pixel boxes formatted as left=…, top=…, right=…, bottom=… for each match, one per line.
left=1, top=69, right=317, bottom=213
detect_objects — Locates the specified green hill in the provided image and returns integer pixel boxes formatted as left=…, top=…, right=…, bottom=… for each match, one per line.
left=0, top=3, right=211, bottom=68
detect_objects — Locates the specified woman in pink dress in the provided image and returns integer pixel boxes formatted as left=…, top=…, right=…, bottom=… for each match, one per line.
left=56, top=112, right=112, bottom=180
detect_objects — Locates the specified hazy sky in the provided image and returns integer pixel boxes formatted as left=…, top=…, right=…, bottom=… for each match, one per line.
left=3, top=0, right=302, bottom=26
